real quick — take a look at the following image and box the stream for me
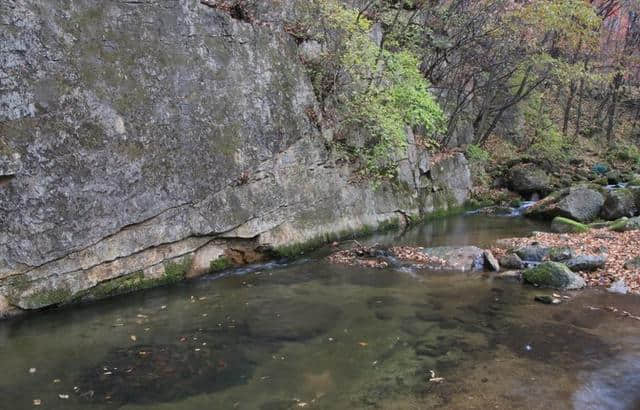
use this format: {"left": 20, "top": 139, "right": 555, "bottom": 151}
{"left": 1, "top": 215, "right": 639, "bottom": 410}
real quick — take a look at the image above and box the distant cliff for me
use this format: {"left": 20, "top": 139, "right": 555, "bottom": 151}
{"left": 0, "top": 0, "right": 471, "bottom": 317}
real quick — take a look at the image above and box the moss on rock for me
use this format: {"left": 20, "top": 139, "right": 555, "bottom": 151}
{"left": 551, "top": 217, "right": 590, "bottom": 234}
{"left": 21, "top": 288, "right": 74, "bottom": 309}
{"left": 523, "top": 261, "right": 586, "bottom": 290}
{"left": 79, "top": 257, "right": 192, "bottom": 302}
{"left": 209, "top": 256, "right": 233, "bottom": 272}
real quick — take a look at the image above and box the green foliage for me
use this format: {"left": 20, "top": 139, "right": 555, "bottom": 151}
{"left": 466, "top": 144, "right": 490, "bottom": 163}
{"left": 306, "top": 0, "right": 443, "bottom": 178}
{"left": 523, "top": 91, "right": 571, "bottom": 163}
{"left": 608, "top": 144, "right": 640, "bottom": 165}
{"left": 209, "top": 256, "right": 232, "bottom": 272}
{"left": 513, "top": 0, "right": 600, "bottom": 50}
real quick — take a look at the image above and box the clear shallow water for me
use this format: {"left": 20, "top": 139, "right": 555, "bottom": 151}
{"left": 1, "top": 215, "right": 639, "bottom": 410}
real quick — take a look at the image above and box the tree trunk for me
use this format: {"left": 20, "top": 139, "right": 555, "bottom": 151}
{"left": 563, "top": 81, "right": 577, "bottom": 135}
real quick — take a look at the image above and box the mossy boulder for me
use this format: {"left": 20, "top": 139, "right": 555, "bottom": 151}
{"left": 610, "top": 216, "right": 640, "bottom": 232}
{"left": 601, "top": 189, "right": 637, "bottom": 220}
{"left": 551, "top": 217, "right": 590, "bottom": 234}
{"left": 523, "top": 261, "right": 586, "bottom": 290}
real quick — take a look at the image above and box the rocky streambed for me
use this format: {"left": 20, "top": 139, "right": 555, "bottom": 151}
{"left": 0, "top": 213, "right": 639, "bottom": 410}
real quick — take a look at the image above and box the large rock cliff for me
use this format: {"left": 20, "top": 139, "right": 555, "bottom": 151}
{"left": 0, "top": 0, "right": 471, "bottom": 316}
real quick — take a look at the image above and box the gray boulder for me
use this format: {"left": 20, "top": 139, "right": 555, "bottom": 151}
{"left": 509, "top": 163, "right": 551, "bottom": 196}
{"left": 565, "top": 255, "right": 606, "bottom": 272}
{"left": 516, "top": 245, "right": 550, "bottom": 262}
{"left": 623, "top": 257, "right": 640, "bottom": 270}
{"left": 601, "top": 189, "right": 636, "bottom": 220}
{"left": 499, "top": 253, "right": 524, "bottom": 269}
{"left": 525, "top": 187, "right": 604, "bottom": 222}
{"left": 483, "top": 250, "right": 500, "bottom": 272}
{"left": 523, "top": 261, "right": 586, "bottom": 290}
{"left": 548, "top": 247, "right": 575, "bottom": 262}
{"left": 555, "top": 188, "right": 605, "bottom": 222}
{"left": 607, "top": 280, "right": 629, "bottom": 295}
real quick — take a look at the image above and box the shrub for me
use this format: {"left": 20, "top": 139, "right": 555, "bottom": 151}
{"left": 304, "top": 0, "right": 444, "bottom": 179}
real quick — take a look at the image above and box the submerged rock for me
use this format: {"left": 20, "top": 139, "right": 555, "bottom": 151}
{"left": 247, "top": 300, "right": 341, "bottom": 342}
{"left": 77, "top": 343, "right": 254, "bottom": 405}
{"left": 534, "top": 295, "right": 561, "bottom": 305}
{"left": 493, "top": 270, "right": 522, "bottom": 281}
{"left": 523, "top": 261, "right": 586, "bottom": 290}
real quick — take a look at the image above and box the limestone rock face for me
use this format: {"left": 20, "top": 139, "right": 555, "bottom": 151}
{"left": 0, "top": 1, "right": 471, "bottom": 314}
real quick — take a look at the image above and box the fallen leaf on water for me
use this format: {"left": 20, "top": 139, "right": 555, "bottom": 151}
{"left": 358, "top": 342, "right": 368, "bottom": 347}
